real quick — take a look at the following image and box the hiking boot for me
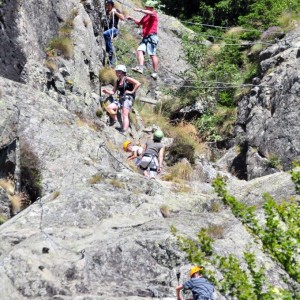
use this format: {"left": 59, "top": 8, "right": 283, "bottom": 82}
{"left": 131, "top": 66, "right": 143, "bottom": 74}
{"left": 151, "top": 72, "right": 158, "bottom": 80}
{"left": 109, "top": 120, "right": 117, "bottom": 127}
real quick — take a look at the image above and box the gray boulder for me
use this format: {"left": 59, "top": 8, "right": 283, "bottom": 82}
{"left": 236, "top": 27, "right": 300, "bottom": 179}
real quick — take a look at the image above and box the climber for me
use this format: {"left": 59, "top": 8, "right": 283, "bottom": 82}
{"left": 127, "top": 0, "right": 159, "bottom": 80}
{"left": 102, "top": 0, "right": 125, "bottom": 66}
{"left": 123, "top": 140, "right": 144, "bottom": 165}
{"left": 138, "top": 129, "right": 164, "bottom": 178}
{"left": 176, "top": 266, "right": 214, "bottom": 300}
{"left": 101, "top": 64, "right": 141, "bottom": 134}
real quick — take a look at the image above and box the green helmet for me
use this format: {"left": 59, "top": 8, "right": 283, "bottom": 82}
{"left": 153, "top": 129, "right": 164, "bottom": 141}
{"left": 144, "top": 0, "right": 157, "bottom": 8}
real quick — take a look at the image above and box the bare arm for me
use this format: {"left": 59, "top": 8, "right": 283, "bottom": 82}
{"left": 176, "top": 284, "right": 184, "bottom": 300}
{"left": 112, "top": 8, "right": 125, "bottom": 20}
{"left": 127, "top": 151, "right": 138, "bottom": 160}
{"left": 102, "top": 82, "right": 117, "bottom": 96}
{"left": 134, "top": 7, "right": 155, "bottom": 15}
{"left": 125, "top": 76, "right": 141, "bottom": 95}
{"left": 157, "top": 147, "right": 164, "bottom": 173}
{"left": 126, "top": 15, "right": 141, "bottom": 25}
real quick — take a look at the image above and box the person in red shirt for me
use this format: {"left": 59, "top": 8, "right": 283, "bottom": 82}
{"left": 127, "top": 1, "right": 159, "bottom": 80}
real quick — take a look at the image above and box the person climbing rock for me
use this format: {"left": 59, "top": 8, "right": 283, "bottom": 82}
{"left": 101, "top": 64, "right": 141, "bottom": 134}
{"left": 102, "top": 0, "right": 124, "bottom": 67}
{"left": 176, "top": 266, "right": 214, "bottom": 300}
{"left": 138, "top": 129, "right": 164, "bottom": 178}
{"left": 127, "top": 0, "right": 159, "bottom": 80}
{"left": 123, "top": 140, "right": 144, "bottom": 165}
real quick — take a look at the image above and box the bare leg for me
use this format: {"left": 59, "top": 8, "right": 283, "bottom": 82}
{"left": 122, "top": 107, "right": 130, "bottom": 131}
{"left": 107, "top": 103, "right": 118, "bottom": 121}
{"left": 150, "top": 55, "right": 158, "bottom": 72}
{"left": 137, "top": 50, "right": 144, "bottom": 66}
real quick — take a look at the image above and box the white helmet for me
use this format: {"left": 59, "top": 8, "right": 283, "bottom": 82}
{"left": 115, "top": 65, "right": 126, "bottom": 73}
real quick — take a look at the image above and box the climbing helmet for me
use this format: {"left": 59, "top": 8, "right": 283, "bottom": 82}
{"left": 189, "top": 266, "right": 204, "bottom": 278}
{"left": 105, "top": 0, "right": 114, "bottom": 5}
{"left": 144, "top": 0, "right": 157, "bottom": 7}
{"left": 153, "top": 129, "right": 164, "bottom": 141}
{"left": 123, "top": 140, "right": 131, "bottom": 151}
{"left": 115, "top": 64, "right": 127, "bottom": 73}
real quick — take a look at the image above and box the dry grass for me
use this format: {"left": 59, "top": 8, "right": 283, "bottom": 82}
{"left": 165, "top": 160, "right": 193, "bottom": 182}
{"left": 207, "top": 224, "right": 225, "bottom": 239}
{"left": 160, "top": 205, "right": 170, "bottom": 218}
{"left": 250, "top": 43, "right": 264, "bottom": 56}
{"left": 9, "top": 194, "right": 24, "bottom": 215}
{"left": 109, "top": 179, "right": 125, "bottom": 189}
{"left": 48, "top": 37, "right": 73, "bottom": 59}
{"left": 225, "top": 26, "right": 244, "bottom": 36}
{"left": 44, "top": 58, "right": 57, "bottom": 72}
{"left": 89, "top": 174, "right": 104, "bottom": 184}
{"left": 52, "top": 191, "right": 60, "bottom": 200}
{"left": 99, "top": 67, "right": 117, "bottom": 85}
{"left": 75, "top": 115, "right": 100, "bottom": 131}
{"left": 210, "top": 201, "right": 222, "bottom": 213}
{"left": 0, "top": 178, "right": 15, "bottom": 195}
{"left": 278, "top": 12, "right": 300, "bottom": 31}
{"left": 171, "top": 183, "right": 192, "bottom": 193}
{"left": 106, "top": 140, "right": 118, "bottom": 151}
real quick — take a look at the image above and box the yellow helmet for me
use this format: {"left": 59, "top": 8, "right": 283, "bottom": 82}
{"left": 123, "top": 141, "right": 131, "bottom": 151}
{"left": 189, "top": 266, "right": 204, "bottom": 277}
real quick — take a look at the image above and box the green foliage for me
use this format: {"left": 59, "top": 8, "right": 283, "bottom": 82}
{"left": 174, "top": 226, "right": 295, "bottom": 299}
{"left": 114, "top": 27, "right": 139, "bottom": 68}
{"left": 96, "top": 109, "right": 104, "bottom": 118}
{"left": 167, "top": 136, "right": 195, "bottom": 164}
{"left": 267, "top": 154, "right": 282, "bottom": 170}
{"left": 262, "top": 193, "right": 300, "bottom": 282}
{"left": 239, "top": 0, "right": 300, "bottom": 30}
{"left": 290, "top": 165, "right": 300, "bottom": 194}
{"left": 213, "top": 175, "right": 300, "bottom": 285}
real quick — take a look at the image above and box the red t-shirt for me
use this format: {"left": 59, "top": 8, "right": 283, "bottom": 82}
{"left": 138, "top": 11, "right": 158, "bottom": 37}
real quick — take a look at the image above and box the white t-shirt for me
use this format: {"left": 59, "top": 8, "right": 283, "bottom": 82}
{"left": 132, "top": 145, "right": 143, "bottom": 156}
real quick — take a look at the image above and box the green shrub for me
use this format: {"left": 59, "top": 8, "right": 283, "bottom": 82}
{"left": 20, "top": 141, "right": 42, "bottom": 202}
{"left": 168, "top": 136, "right": 195, "bottom": 164}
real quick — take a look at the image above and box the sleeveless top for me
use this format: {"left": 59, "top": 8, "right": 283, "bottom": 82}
{"left": 117, "top": 77, "right": 135, "bottom": 99}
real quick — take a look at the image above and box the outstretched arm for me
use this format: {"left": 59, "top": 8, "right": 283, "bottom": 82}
{"left": 134, "top": 7, "right": 155, "bottom": 15}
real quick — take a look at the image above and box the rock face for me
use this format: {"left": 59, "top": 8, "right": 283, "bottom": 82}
{"left": 1, "top": 0, "right": 300, "bottom": 299}
{"left": 236, "top": 27, "right": 300, "bottom": 179}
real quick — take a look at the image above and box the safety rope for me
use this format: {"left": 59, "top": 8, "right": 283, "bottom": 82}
{"left": 97, "top": 141, "right": 133, "bottom": 172}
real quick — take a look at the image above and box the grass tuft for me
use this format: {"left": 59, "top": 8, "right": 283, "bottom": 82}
{"left": 109, "top": 179, "right": 125, "bottom": 189}
{"left": 0, "top": 177, "right": 15, "bottom": 195}
{"left": 52, "top": 191, "right": 60, "bottom": 200}
{"left": 48, "top": 37, "right": 73, "bottom": 59}
{"left": 99, "top": 67, "right": 117, "bottom": 85}
{"left": 89, "top": 174, "right": 104, "bottom": 184}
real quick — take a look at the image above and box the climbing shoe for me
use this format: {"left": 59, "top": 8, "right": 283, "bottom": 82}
{"left": 151, "top": 72, "right": 158, "bottom": 80}
{"left": 131, "top": 66, "right": 143, "bottom": 74}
